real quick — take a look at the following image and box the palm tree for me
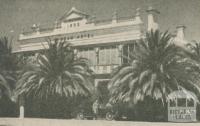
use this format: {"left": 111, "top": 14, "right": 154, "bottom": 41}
{"left": 0, "top": 36, "right": 18, "bottom": 117}
{"left": 16, "top": 40, "right": 94, "bottom": 99}
{"left": 0, "top": 71, "right": 12, "bottom": 99}
{"left": 0, "top": 37, "right": 16, "bottom": 99}
{"left": 184, "top": 40, "right": 200, "bottom": 73}
{"left": 187, "top": 40, "right": 200, "bottom": 61}
{"left": 108, "top": 30, "right": 200, "bottom": 107}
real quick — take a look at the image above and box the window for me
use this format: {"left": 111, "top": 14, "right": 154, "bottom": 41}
{"left": 99, "top": 46, "right": 119, "bottom": 65}
{"left": 78, "top": 47, "right": 119, "bottom": 66}
{"left": 70, "top": 24, "right": 72, "bottom": 27}
{"left": 105, "top": 47, "right": 110, "bottom": 65}
{"left": 74, "top": 23, "right": 76, "bottom": 27}
{"left": 122, "top": 43, "right": 135, "bottom": 64}
{"left": 110, "top": 46, "right": 118, "bottom": 64}
{"left": 77, "top": 48, "right": 96, "bottom": 66}
{"left": 187, "top": 99, "right": 194, "bottom": 107}
{"left": 177, "top": 98, "right": 186, "bottom": 107}
{"left": 60, "top": 38, "right": 64, "bottom": 42}
{"left": 88, "top": 48, "right": 96, "bottom": 65}
{"left": 122, "top": 45, "right": 128, "bottom": 64}
{"left": 54, "top": 38, "right": 58, "bottom": 42}
{"left": 77, "top": 23, "right": 80, "bottom": 26}
{"left": 77, "top": 49, "right": 82, "bottom": 58}
{"left": 170, "top": 100, "right": 176, "bottom": 107}
{"left": 64, "top": 37, "right": 66, "bottom": 41}
{"left": 99, "top": 47, "right": 106, "bottom": 65}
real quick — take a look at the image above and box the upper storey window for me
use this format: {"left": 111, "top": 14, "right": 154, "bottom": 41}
{"left": 58, "top": 33, "right": 94, "bottom": 41}
{"left": 67, "top": 22, "right": 81, "bottom": 28}
{"left": 99, "top": 46, "right": 119, "bottom": 65}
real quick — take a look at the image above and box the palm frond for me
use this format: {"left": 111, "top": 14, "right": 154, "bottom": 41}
{"left": 16, "top": 39, "right": 94, "bottom": 99}
{"left": 108, "top": 30, "right": 200, "bottom": 106}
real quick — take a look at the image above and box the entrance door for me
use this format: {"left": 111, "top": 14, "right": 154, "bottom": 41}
{"left": 96, "top": 80, "right": 109, "bottom": 106}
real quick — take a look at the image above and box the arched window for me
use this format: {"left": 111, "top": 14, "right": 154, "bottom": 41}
{"left": 177, "top": 98, "right": 186, "bottom": 107}
{"left": 169, "top": 100, "right": 176, "bottom": 107}
{"left": 187, "top": 99, "right": 194, "bottom": 107}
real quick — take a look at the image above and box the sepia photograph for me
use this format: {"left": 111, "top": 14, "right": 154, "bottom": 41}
{"left": 0, "top": 0, "right": 200, "bottom": 125}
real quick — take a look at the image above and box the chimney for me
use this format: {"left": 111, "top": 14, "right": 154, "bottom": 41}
{"left": 112, "top": 10, "right": 117, "bottom": 23}
{"left": 31, "top": 24, "right": 40, "bottom": 33}
{"left": 91, "top": 14, "right": 96, "bottom": 23}
{"left": 54, "top": 20, "right": 59, "bottom": 29}
{"left": 176, "top": 25, "right": 186, "bottom": 40}
{"left": 146, "top": 6, "right": 160, "bottom": 31}
{"left": 135, "top": 8, "right": 142, "bottom": 23}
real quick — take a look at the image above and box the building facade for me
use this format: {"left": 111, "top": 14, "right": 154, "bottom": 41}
{"left": 16, "top": 7, "right": 187, "bottom": 102}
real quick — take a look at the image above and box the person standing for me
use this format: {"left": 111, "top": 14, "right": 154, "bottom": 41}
{"left": 92, "top": 100, "right": 99, "bottom": 120}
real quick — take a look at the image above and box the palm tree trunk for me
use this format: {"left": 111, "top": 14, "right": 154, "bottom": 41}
{"left": 162, "top": 94, "right": 168, "bottom": 121}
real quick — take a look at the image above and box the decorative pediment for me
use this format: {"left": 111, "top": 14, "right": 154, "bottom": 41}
{"left": 60, "top": 7, "right": 89, "bottom": 22}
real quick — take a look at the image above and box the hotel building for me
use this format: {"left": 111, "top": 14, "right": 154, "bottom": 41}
{"left": 16, "top": 7, "right": 188, "bottom": 103}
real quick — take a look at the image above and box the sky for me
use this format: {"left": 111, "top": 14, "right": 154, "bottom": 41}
{"left": 0, "top": 0, "right": 200, "bottom": 50}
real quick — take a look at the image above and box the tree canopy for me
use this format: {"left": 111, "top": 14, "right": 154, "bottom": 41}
{"left": 16, "top": 40, "right": 94, "bottom": 99}
{"left": 108, "top": 30, "right": 200, "bottom": 106}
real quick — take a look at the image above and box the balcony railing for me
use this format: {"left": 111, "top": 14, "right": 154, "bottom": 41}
{"left": 90, "top": 64, "right": 118, "bottom": 74}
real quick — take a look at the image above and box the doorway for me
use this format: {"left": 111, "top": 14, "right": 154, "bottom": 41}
{"left": 96, "top": 80, "right": 110, "bottom": 106}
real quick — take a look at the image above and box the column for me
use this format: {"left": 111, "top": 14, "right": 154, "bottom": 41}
{"left": 94, "top": 47, "right": 99, "bottom": 73}
{"left": 95, "top": 47, "right": 99, "bottom": 65}
{"left": 74, "top": 49, "right": 78, "bottom": 60}
{"left": 94, "top": 79, "right": 99, "bottom": 88}
{"left": 94, "top": 79, "right": 101, "bottom": 102}
{"left": 118, "top": 45, "right": 123, "bottom": 65}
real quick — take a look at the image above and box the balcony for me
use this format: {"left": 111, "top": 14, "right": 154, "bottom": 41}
{"left": 90, "top": 64, "right": 118, "bottom": 74}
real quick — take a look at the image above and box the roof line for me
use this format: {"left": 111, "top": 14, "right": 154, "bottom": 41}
{"left": 59, "top": 7, "right": 89, "bottom": 21}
